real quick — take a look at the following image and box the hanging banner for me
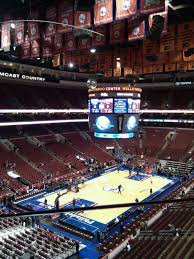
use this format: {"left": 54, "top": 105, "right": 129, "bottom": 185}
{"left": 54, "top": 33, "right": 63, "bottom": 53}
{"left": 165, "top": 63, "right": 176, "bottom": 72}
{"left": 21, "top": 35, "right": 30, "bottom": 59}
{"left": 176, "top": 21, "right": 194, "bottom": 51}
{"left": 92, "top": 26, "right": 106, "bottom": 47}
{"left": 160, "top": 25, "right": 175, "bottom": 52}
{"left": 15, "top": 21, "right": 24, "bottom": 46}
{"left": 116, "top": 0, "right": 137, "bottom": 20}
{"left": 152, "top": 64, "right": 163, "bottom": 73}
{"left": 74, "top": 11, "right": 91, "bottom": 28}
{"left": 1, "top": 22, "right": 10, "bottom": 50}
{"left": 58, "top": 2, "right": 73, "bottom": 33}
{"left": 53, "top": 54, "right": 61, "bottom": 67}
{"left": 31, "top": 40, "right": 40, "bottom": 58}
{"left": 124, "top": 67, "right": 133, "bottom": 76}
{"left": 94, "top": 0, "right": 113, "bottom": 26}
{"left": 45, "top": 6, "right": 57, "bottom": 36}
{"left": 43, "top": 34, "right": 53, "bottom": 47}
{"left": 28, "top": 21, "right": 39, "bottom": 41}
{"left": 176, "top": 62, "right": 188, "bottom": 71}
{"left": 110, "top": 21, "right": 125, "bottom": 44}
{"left": 140, "top": 0, "right": 165, "bottom": 14}
{"left": 78, "top": 38, "right": 92, "bottom": 50}
{"left": 64, "top": 32, "right": 76, "bottom": 52}
{"left": 128, "top": 20, "right": 145, "bottom": 41}
{"left": 42, "top": 47, "right": 53, "bottom": 58}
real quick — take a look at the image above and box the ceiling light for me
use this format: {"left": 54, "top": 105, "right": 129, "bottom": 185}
{"left": 90, "top": 48, "right": 96, "bottom": 54}
{"left": 37, "top": 57, "right": 40, "bottom": 60}
{"left": 10, "top": 23, "right": 15, "bottom": 29}
{"left": 116, "top": 57, "right": 120, "bottom": 61}
{"left": 68, "top": 63, "right": 74, "bottom": 68}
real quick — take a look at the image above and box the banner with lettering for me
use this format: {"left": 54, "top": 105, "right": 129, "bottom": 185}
{"left": 113, "top": 68, "right": 122, "bottom": 77}
{"left": 177, "top": 62, "right": 188, "bottom": 71}
{"left": 160, "top": 25, "right": 175, "bottom": 52}
{"left": 64, "top": 32, "right": 76, "bottom": 52}
{"left": 94, "top": 0, "right": 113, "bottom": 26}
{"left": 110, "top": 21, "right": 125, "bottom": 44}
{"left": 165, "top": 63, "right": 176, "bottom": 72}
{"left": 143, "top": 39, "right": 159, "bottom": 65}
{"left": 152, "top": 64, "right": 163, "bottom": 73}
{"left": 124, "top": 67, "right": 133, "bottom": 76}
{"left": 176, "top": 22, "right": 194, "bottom": 51}
{"left": 74, "top": 11, "right": 91, "bottom": 28}
{"left": 21, "top": 35, "right": 30, "bottom": 59}
{"left": 14, "top": 21, "right": 24, "bottom": 46}
{"left": 116, "top": 0, "right": 137, "bottom": 20}
{"left": 78, "top": 38, "right": 92, "bottom": 50}
{"left": 45, "top": 6, "right": 57, "bottom": 36}
{"left": 54, "top": 33, "right": 63, "bottom": 53}
{"left": 140, "top": 0, "right": 165, "bottom": 14}
{"left": 128, "top": 20, "right": 145, "bottom": 41}
{"left": 43, "top": 34, "right": 53, "bottom": 47}
{"left": 58, "top": 1, "right": 73, "bottom": 33}
{"left": 28, "top": 22, "right": 39, "bottom": 41}
{"left": 31, "top": 40, "right": 40, "bottom": 58}
{"left": 53, "top": 54, "right": 61, "bottom": 67}
{"left": 1, "top": 22, "right": 11, "bottom": 50}
{"left": 92, "top": 26, "right": 106, "bottom": 47}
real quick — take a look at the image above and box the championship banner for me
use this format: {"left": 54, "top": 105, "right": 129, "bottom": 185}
{"left": 110, "top": 21, "right": 125, "bottom": 44}
{"left": 140, "top": 0, "right": 165, "bottom": 14}
{"left": 176, "top": 62, "right": 188, "bottom": 71}
{"left": 15, "top": 21, "right": 24, "bottom": 46}
{"left": 21, "top": 35, "right": 30, "bottom": 59}
{"left": 54, "top": 33, "right": 63, "bottom": 53}
{"left": 128, "top": 20, "right": 145, "bottom": 41}
{"left": 160, "top": 25, "right": 175, "bottom": 52}
{"left": 53, "top": 54, "right": 61, "bottom": 67}
{"left": 78, "top": 38, "right": 92, "bottom": 50}
{"left": 124, "top": 67, "right": 133, "bottom": 76}
{"left": 92, "top": 26, "right": 106, "bottom": 47}
{"left": 31, "top": 40, "right": 40, "bottom": 58}
{"left": 58, "top": 2, "right": 73, "bottom": 33}
{"left": 113, "top": 68, "right": 122, "bottom": 77}
{"left": 42, "top": 47, "right": 53, "bottom": 58}
{"left": 28, "top": 21, "right": 39, "bottom": 41}
{"left": 176, "top": 22, "right": 194, "bottom": 51}
{"left": 165, "top": 63, "right": 176, "bottom": 72}
{"left": 1, "top": 22, "right": 10, "bottom": 50}
{"left": 104, "top": 69, "right": 113, "bottom": 77}
{"left": 143, "top": 39, "right": 159, "bottom": 65}
{"left": 116, "top": 0, "right": 137, "bottom": 20}
{"left": 152, "top": 64, "right": 163, "bottom": 73}
{"left": 94, "top": 0, "right": 113, "bottom": 26}
{"left": 42, "top": 34, "right": 53, "bottom": 47}
{"left": 45, "top": 6, "right": 57, "bottom": 36}
{"left": 64, "top": 32, "right": 76, "bottom": 52}
{"left": 74, "top": 11, "right": 91, "bottom": 28}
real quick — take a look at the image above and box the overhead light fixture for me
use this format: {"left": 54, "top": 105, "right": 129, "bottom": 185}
{"left": 116, "top": 57, "right": 120, "bottom": 61}
{"left": 37, "top": 57, "right": 40, "bottom": 60}
{"left": 10, "top": 23, "right": 15, "bottom": 29}
{"left": 90, "top": 48, "right": 96, "bottom": 54}
{"left": 68, "top": 62, "right": 74, "bottom": 68}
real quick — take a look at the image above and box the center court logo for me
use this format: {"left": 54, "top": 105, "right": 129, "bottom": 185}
{"left": 103, "top": 186, "right": 118, "bottom": 192}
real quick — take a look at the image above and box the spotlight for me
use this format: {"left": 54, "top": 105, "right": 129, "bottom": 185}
{"left": 37, "top": 57, "right": 40, "bottom": 60}
{"left": 10, "top": 23, "right": 15, "bottom": 29}
{"left": 90, "top": 48, "right": 96, "bottom": 54}
{"left": 68, "top": 63, "right": 74, "bottom": 68}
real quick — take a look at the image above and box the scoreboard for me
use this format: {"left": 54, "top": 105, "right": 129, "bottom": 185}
{"left": 88, "top": 86, "right": 142, "bottom": 138}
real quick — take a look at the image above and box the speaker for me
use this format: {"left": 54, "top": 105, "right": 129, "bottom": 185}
{"left": 74, "top": 0, "right": 95, "bottom": 11}
{"left": 149, "top": 15, "right": 164, "bottom": 40}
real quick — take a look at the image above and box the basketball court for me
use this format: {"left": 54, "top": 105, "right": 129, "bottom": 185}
{"left": 37, "top": 170, "right": 173, "bottom": 224}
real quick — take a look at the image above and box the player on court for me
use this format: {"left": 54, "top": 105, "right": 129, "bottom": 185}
{"left": 118, "top": 184, "right": 123, "bottom": 194}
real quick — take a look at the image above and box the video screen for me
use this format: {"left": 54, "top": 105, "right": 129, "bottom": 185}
{"left": 123, "top": 114, "right": 139, "bottom": 133}
{"left": 89, "top": 114, "right": 117, "bottom": 133}
{"left": 90, "top": 98, "right": 113, "bottom": 113}
{"left": 114, "top": 99, "right": 128, "bottom": 113}
{"left": 128, "top": 99, "right": 141, "bottom": 113}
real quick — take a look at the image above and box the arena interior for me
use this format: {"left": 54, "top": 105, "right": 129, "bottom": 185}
{"left": 0, "top": 0, "right": 194, "bottom": 259}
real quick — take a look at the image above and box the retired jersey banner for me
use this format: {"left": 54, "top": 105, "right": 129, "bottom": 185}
{"left": 94, "top": 0, "right": 113, "bottom": 26}
{"left": 21, "top": 35, "right": 30, "bottom": 59}
{"left": 64, "top": 32, "right": 76, "bottom": 52}
{"left": 1, "top": 22, "right": 11, "bottom": 50}
{"left": 78, "top": 38, "right": 92, "bottom": 50}
{"left": 140, "top": 0, "right": 165, "bottom": 14}
{"left": 176, "top": 21, "right": 194, "bottom": 51}
{"left": 128, "top": 20, "right": 145, "bottom": 41}
{"left": 42, "top": 47, "right": 53, "bottom": 58}
{"left": 45, "top": 6, "right": 57, "bottom": 36}
{"left": 92, "top": 26, "right": 106, "bottom": 47}
{"left": 15, "top": 21, "right": 24, "bottom": 46}
{"left": 177, "top": 62, "right": 188, "bottom": 71}
{"left": 160, "top": 25, "right": 175, "bottom": 52}
{"left": 74, "top": 11, "right": 91, "bottom": 28}
{"left": 124, "top": 67, "right": 132, "bottom": 76}
{"left": 116, "top": 0, "right": 137, "bottom": 20}
{"left": 110, "top": 21, "right": 125, "bottom": 44}
{"left": 58, "top": 2, "right": 73, "bottom": 33}
{"left": 54, "top": 33, "right": 63, "bottom": 53}
{"left": 31, "top": 40, "right": 40, "bottom": 58}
